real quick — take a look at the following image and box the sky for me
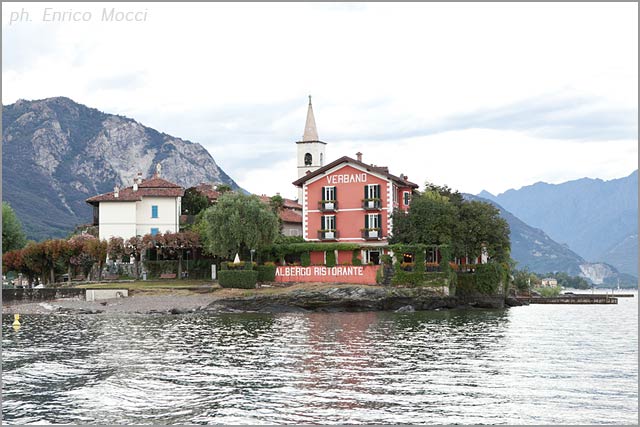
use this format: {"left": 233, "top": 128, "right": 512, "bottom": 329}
{"left": 2, "top": 2, "right": 638, "bottom": 200}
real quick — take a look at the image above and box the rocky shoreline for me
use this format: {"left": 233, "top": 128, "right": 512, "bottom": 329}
{"left": 2, "top": 284, "right": 523, "bottom": 316}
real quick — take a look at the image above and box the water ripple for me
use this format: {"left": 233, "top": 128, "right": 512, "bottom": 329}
{"left": 3, "top": 295, "right": 638, "bottom": 424}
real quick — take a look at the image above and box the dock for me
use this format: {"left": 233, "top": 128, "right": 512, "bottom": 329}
{"left": 517, "top": 294, "right": 619, "bottom": 304}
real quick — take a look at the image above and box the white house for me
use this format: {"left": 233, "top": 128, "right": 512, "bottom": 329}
{"left": 86, "top": 171, "right": 184, "bottom": 241}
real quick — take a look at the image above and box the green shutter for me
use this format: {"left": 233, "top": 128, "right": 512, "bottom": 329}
{"left": 321, "top": 216, "right": 326, "bottom": 230}
{"left": 333, "top": 186, "right": 337, "bottom": 202}
{"left": 365, "top": 214, "right": 369, "bottom": 229}
{"left": 377, "top": 214, "right": 382, "bottom": 230}
{"left": 376, "top": 184, "right": 381, "bottom": 199}
{"left": 321, "top": 187, "right": 325, "bottom": 201}
{"left": 364, "top": 185, "right": 368, "bottom": 199}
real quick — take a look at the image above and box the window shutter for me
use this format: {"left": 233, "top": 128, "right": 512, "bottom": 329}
{"left": 321, "top": 187, "right": 325, "bottom": 201}
{"left": 333, "top": 186, "right": 337, "bottom": 202}
{"left": 321, "top": 216, "right": 326, "bottom": 230}
{"left": 377, "top": 214, "right": 382, "bottom": 230}
{"left": 365, "top": 214, "right": 369, "bottom": 229}
{"left": 364, "top": 185, "right": 368, "bottom": 199}
{"left": 376, "top": 184, "right": 381, "bottom": 199}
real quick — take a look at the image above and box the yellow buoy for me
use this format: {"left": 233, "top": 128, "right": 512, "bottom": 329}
{"left": 12, "top": 313, "right": 21, "bottom": 328}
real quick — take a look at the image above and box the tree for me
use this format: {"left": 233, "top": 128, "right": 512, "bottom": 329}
{"left": 22, "top": 242, "right": 47, "bottom": 285}
{"left": 161, "top": 231, "right": 200, "bottom": 278}
{"left": 85, "top": 239, "right": 108, "bottom": 281}
{"left": 182, "top": 187, "right": 210, "bottom": 216}
{"left": 455, "top": 201, "right": 510, "bottom": 263}
{"left": 201, "top": 192, "right": 279, "bottom": 258}
{"left": 2, "top": 202, "right": 26, "bottom": 253}
{"left": 107, "top": 237, "right": 125, "bottom": 262}
{"left": 269, "top": 195, "right": 285, "bottom": 233}
{"left": 216, "top": 184, "right": 232, "bottom": 194}
{"left": 125, "top": 236, "right": 145, "bottom": 278}
{"left": 390, "top": 189, "right": 458, "bottom": 246}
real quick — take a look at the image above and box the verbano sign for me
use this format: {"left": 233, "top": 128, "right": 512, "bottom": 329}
{"left": 326, "top": 173, "right": 368, "bottom": 184}
{"left": 275, "top": 265, "right": 379, "bottom": 285}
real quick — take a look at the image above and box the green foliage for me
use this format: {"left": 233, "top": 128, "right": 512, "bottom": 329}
{"left": 182, "top": 187, "right": 210, "bottom": 215}
{"left": 376, "top": 267, "right": 383, "bottom": 285}
{"left": 218, "top": 270, "right": 258, "bottom": 288}
{"left": 216, "top": 184, "right": 232, "bottom": 194}
{"left": 2, "top": 202, "right": 26, "bottom": 252}
{"left": 474, "top": 263, "right": 506, "bottom": 295}
{"left": 200, "top": 192, "right": 280, "bottom": 258}
{"left": 513, "top": 268, "right": 538, "bottom": 291}
{"left": 325, "top": 251, "right": 336, "bottom": 267}
{"left": 256, "top": 265, "right": 276, "bottom": 282}
{"left": 541, "top": 271, "right": 591, "bottom": 289}
{"left": 414, "top": 248, "right": 425, "bottom": 273}
{"left": 538, "top": 286, "right": 562, "bottom": 297}
{"left": 439, "top": 245, "right": 451, "bottom": 273}
{"left": 392, "top": 271, "right": 449, "bottom": 288}
{"left": 390, "top": 182, "right": 511, "bottom": 264}
{"left": 143, "top": 260, "right": 179, "bottom": 278}
{"left": 381, "top": 254, "right": 393, "bottom": 265}
{"left": 352, "top": 250, "right": 362, "bottom": 266}
{"left": 301, "top": 251, "right": 311, "bottom": 267}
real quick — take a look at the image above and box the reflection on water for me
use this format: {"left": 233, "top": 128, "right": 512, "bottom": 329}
{"left": 2, "top": 296, "right": 638, "bottom": 425}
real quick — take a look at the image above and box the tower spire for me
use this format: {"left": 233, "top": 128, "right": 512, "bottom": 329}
{"left": 302, "top": 95, "right": 319, "bottom": 142}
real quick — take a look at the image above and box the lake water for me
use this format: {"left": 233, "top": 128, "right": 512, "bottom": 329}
{"left": 2, "top": 292, "right": 638, "bottom": 425}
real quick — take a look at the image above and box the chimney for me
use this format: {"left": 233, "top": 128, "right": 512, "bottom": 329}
{"left": 356, "top": 152, "right": 362, "bottom": 162}
{"left": 114, "top": 185, "right": 120, "bottom": 198}
{"left": 136, "top": 172, "right": 143, "bottom": 184}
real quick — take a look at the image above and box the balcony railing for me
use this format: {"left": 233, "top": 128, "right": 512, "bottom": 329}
{"left": 362, "top": 228, "right": 382, "bottom": 240}
{"left": 318, "top": 230, "right": 339, "bottom": 240}
{"left": 318, "top": 200, "right": 338, "bottom": 212}
{"left": 362, "top": 199, "right": 382, "bottom": 210}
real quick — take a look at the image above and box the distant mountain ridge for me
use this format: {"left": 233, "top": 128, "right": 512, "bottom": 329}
{"left": 465, "top": 194, "right": 637, "bottom": 287}
{"left": 480, "top": 171, "right": 638, "bottom": 277}
{"left": 2, "top": 97, "right": 241, "bottom": 240}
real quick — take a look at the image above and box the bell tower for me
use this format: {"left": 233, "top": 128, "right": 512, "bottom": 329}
{"left": 296, "top": 95, "right": 326, "bottom": 201}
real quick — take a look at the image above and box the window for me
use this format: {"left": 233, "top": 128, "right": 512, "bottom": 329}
{"left": 320, "top": 153, "right": 323, "bottom": 166}
{"left": 150, "top": 228, "right": 159, "bottom": 236}
{"left": 365, "top": 184, "right": 381, "bottom": 200}
{"left": 403, "top": 191, "right": 411, "bottom": 206}
{"left": 151, "top": 205, "right": 158, "bottom": 218}
{"left": 365, "top": 250, "right": 381, "bottom": 265}
{"left": 367, "top": 213, "right": 380, "bottom": 229}
{"left": 304, "top": 153, "right": 312, "bottom": 166}
{"left": 393, "top": 185, "right": 398, "bottom": 204}
{"left": 322, "top": 186, "right": 336, "bottom": 201}
{"left": 322, "top": 215, "right": 335, "bottom": 230}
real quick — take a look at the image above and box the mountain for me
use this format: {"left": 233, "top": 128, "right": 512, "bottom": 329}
{"left": 465, "top": 194, "right": 637, "bottom": 287}
{"left": 483, "top": 171, "right": 638, "bottom": 276}
{"left": 2, "top": 97, "right": 241, "bottom": 241}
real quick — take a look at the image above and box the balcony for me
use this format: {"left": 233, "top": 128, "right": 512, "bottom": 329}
{"left": 362, "top": 199, "right": 382, "bottom": 210}
{"left": 318, "top": 200, "right": 338, "bottom": 212}
{"left": 318, "top": 230, "right": 339, "bottom": 241}
{"left": 362, "top": 228, "right": 382, "bottom": 240}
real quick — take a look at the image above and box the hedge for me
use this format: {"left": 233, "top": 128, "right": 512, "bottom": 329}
{"left": 143, "top": 260, "right": 178, "bottom": 279}
{"left": 218, "top": 270, "right": 258, "bottom": 288}
{"left": 352, "top": 250, "right": 362, "bottom": 266}
{"left": 392, "top": 271, "right": 448, "bottom": 288}
{"left": 325, "top": 250, "right": 336, "bottom": 267}
{"left": 301, "top": 251, "right": 311, "bottom": 267}
{"left": 256, "top": 265, "right": 276, "bottom": 282}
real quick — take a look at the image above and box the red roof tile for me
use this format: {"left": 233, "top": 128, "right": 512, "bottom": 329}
{"left": 280, "top": 209, "right": 302, "bottom": 223}
{"left": 86, "top": 177, "right": 184, "bottom": 205}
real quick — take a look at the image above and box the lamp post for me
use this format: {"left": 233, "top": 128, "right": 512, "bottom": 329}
{"left": 250, "top": 249, "right": 256, "bottom": 264}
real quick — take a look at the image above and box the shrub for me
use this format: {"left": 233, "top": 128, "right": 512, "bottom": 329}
{"left": 243, "top": 261, "right": 255, "bottom": 270}
{"left": 301, "top": 251, "right": 311, "bottom": 267}
{"left": 392, "top": 271, "right": 448, "bottom": 288}
{"left": 376, "top": 267, "right": 383, "bottom": 285}
{"left": 439, "top": 245, "right": 451, "bottom": 273}
{"left": 143, "top": 260, "right": 178, "bottom": 279}
{"left": 218, "top": 270, "right": 258, "bottom": 288}
{"left": 352, "top": 250, "right": 362, "bottom": 266}
{"left": 256, "top": 264, "right": 276, "bottom": 282}
{"left": 475, "top": 263, "right": 504, "bottom": 294}
{"left": 414, "top": 249, "right": 426, "bottom": 273}
{"left": 381, "top": 254, "right": 393, "bottom": 266}
{"left": 325, "top": 251, "right": 336, "bottom": 267}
